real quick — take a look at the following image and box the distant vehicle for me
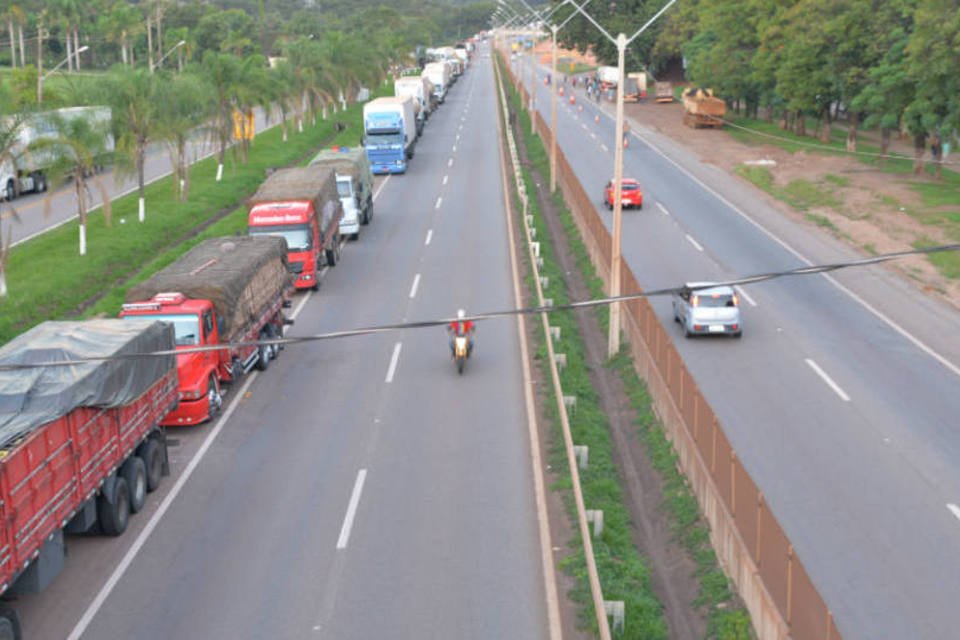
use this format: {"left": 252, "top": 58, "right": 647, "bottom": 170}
{"left": 422, "top": 62, "right": 450, "bottom": 104}
{"left": 310, "top": 147, "right": 375, "bottom": 240}
{"left": 672, "top": 283, "right": 742, "bottom": 338}
{"left": 363, "top": 96, "right": 417, "bottom": 174}
{"left": 603, "top": 178, "right": 643, "bottom": 210}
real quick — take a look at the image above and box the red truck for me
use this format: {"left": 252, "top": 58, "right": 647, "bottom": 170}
{"left": 120, "top": 236, "right": 293, "bottom": 426}
{"left": 0, "top": 319, "right": 177, "bottom": 635}
{"left": 247, "top": 165, "right": 343, "bottom": 291}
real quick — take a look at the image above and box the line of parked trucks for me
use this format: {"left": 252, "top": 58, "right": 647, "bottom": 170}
{"left": 0, "top": 143, "right": 377, "bottom": 636}
{"left": 363, "top": 44, "right": 471, "bottom": 174}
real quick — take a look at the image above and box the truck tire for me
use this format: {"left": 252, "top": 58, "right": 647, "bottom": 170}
{"left": 255, "top": 331, "right": 272, "bottom": 371}
{"left": 34, "top": 172, "right": 47, "bottom": 193}
{"left": 0, "top": 611, "right": 21, "bottom": 640}
{"left": 207, "top": 374, "right": 223, "bottom": 417}
{"left": 120, "top": 456, "right": 147, "bottom": 514}
{"left": 265, "top": 325, "right": 281, "bottom": 360}
{"left": 325, "top": 237, "right": 339, "bottom": 267}
{"left": 4, "top": 180, "right": 15, "bottom": 202}
{"left": 139, "top": 439, "right": 164, "bottom": 493}
{"left": 97, "top": 476, "right": 130, "bottom": 536}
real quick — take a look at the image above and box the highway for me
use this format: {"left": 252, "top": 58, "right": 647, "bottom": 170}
{"left": 13, "top": 50, "right": 553, "bottom": 639}
{"left": 6, "top": 108, "right": 272, "bottom": 247}
{"left": 510, "top": 54, "right": 960, "bottom": 639}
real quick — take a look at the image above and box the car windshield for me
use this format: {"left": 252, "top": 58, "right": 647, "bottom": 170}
{"left": 336, "top": 178, "right": 353, "bottom": 198}
{"left": 124, "top": 313, "right": 200, "bottom": 346}
{"left": 695, "top": 293, "right": 736, "bottom": 308}
{"left": 249, "top": 226, "right": 310, "bottom": 252}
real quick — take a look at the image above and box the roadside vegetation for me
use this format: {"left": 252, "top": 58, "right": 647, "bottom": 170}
{"left": 499, "top": 57, "right": 751, "bottom": 639}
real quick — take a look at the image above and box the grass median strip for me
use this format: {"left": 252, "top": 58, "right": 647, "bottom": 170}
{"left": 1, "top": 88, "right": 382, "bottom": 344}
{"left": 500, "top": 58, "right": 751, "bottom": 639}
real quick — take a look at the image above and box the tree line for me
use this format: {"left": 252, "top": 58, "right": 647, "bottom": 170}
{"left": 554, "top": 0, "right": 958, "bottom": 175}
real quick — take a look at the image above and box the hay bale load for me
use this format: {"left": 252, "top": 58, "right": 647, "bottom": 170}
{"left": 682, "top": 87, "right": 726, "bottom": 129}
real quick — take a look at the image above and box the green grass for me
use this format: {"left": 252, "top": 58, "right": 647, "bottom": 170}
{"left": 499, "top": 54, "right": 750, "bottom": 639}
{"left": 804, "top": 213, "right": 838, "bottom": 231}
{"left": 735, "top": 166, "right": 839, "bottom": 212}
{"left": 824, "top": 173, "right": 850, "bottom": 187}
{"left": 915, "top": 238, "right": 960, "bottom": 279}
{"left": 0, "top": 87, "right": 384, "bottom": 345}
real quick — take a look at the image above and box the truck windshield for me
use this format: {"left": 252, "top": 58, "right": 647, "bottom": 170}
{"left": 123, "top": 313, "right": 200, "bottom": 346}
{"left": 249, "top": 225, "right": 311, "bottom": 252}
{"left": 366, "top": 132, "right": 403, "bottom": 146}
{"left": 336, "top": 178, "right": 353, "bottom": 198}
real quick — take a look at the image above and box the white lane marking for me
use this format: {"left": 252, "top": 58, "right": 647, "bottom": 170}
{"left": 385, "top": 342, "right": 402, "bottom": 383}
{"left": 634, "top": 125, "right": 960, "bottom": 381}
{"left": 425, "top": 229, "right": 433, "bottom": 245}
{"left": 409, "top": 273, "right": 421, "bottom": 298}
{"left": 590, "top": 132, "right": 597, "bottom": 141}
{"left": 948, "top": 503, "right": 960, "bottom": 522}
{"left": 336, "top": 469, "right": 368, "bottom": 550}
{"left": 581, "top": 123, "right": 588, "bottom": 131}
{"left": 600, "top": 143, "right": 608, "bottom": 152}
{"left": 685, "top": 234, "right": 704, "bottom": 252}
{"left": 435, "top": 196, "right": 443, "bottom": 210}
{"left": 372, "top": 175, "right": 391, "bottom": 201}
{"left": 456, "top": 134, "right": 461, "bottom": 141}
{"left": 452, "top": 145, "right": 457, "bottom": 153}
{"left": 292, "top": 289, "right": 314, "bottom": 317}
{"left": 67, "top": 370, "right": 261, "bottom": 640}
{"left": 656, "top": 202, "right": 669, "bottom": 216}
{"left": 734, "top": 285, "right": 758, "bottom": 307}
{"left": 442, "top": 175, "right": 448, "bottom": 186}
{"left": 805, "top": 359, "right": 851, "bottom": 402}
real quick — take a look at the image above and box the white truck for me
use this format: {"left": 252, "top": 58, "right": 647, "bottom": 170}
{"left": 363, "top": 96, "right": 417, "bottom": 174}
{"left": 423, "top": 62, "right": 451, "bottom": 104}
{"left": 394, "top": 76, "right": 430, "bottom": 134}
{"left": 309, "top": 146, "right": 375, "bottom": 239}
{"left": 0, "top": 106, "right": 113, "bottom": 201}
{"left": 598, "top": 66, "right": 620, "bottom": 90}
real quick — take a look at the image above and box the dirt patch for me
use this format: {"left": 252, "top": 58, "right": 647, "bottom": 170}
{"left": 512, "top": 116, "right": 706, "bottom": 639}
{"left": 626, "top": 98, "right": 960, "bottom": 307}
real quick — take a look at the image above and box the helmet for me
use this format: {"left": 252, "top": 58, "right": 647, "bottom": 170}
{"left": 457, "top": 309, "right": 465, "bottom": 319}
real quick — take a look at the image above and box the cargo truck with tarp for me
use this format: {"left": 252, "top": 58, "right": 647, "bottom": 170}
{"left": 121, "top": 236, "right": 293, "bottom": 425}
{"left": 309, "top": 147, "right": 374, "bottom": 240}
{"left": 247, "top": 165, "right": 343, "bottom": 289}
{"left": 0, "top": 319, "right": 178, "bottom": 635}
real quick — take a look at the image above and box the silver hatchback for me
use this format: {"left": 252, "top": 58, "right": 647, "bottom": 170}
{"left": 672, "top": 283, "right": 742, "bottom": 338}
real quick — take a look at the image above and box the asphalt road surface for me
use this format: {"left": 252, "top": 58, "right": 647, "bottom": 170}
{"left": 7, "top": 108, "right": 272, "bottom": 248}
{"left": 510, "top": 53, "right": 960, "bottom": 640}
{"left": 14, "top": 52, "right": 551, "bottom": 640}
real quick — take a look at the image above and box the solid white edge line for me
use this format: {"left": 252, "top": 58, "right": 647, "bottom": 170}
{"left": 292, "top": 289, "right": 313, "bottom": 318}
{"left": 425, "top": 229, "right": 433, "bottom": 245}
{"left": 385, "top": 342, "right": 402, "bottom": 383}
{"left": 335, "top": 469, "right": 368, "bottom": 550}
{"left": 734, "top": 285, "right": 758, "bottom": 307}
{"left": 372, "top": 175, "right": 391, "bottom": 202}
{"left": 655, "top": 202, "right": 669, "bottom": 216}
{"left": 409, "top": 273, "right": 420, "bottom": 299}
{"left": 948, "top": 503, "right": 960, "bottom": 522}
{"left": 435, "top": 196, "right": 442, "bottom": 210}
{"left": 452, "top": 145, "right": 457, "bottom": 153}
{"left": 67, "top": 370, "right": 261, "bottom": 640}
{"left": 685, "top": 234, "right": 704, "bottom": 252}
{"left": 600, "top": 143, "right": 608, "bottom": 152}
{"left": 805, "top": 358, "right": 851, "bottom": 402}
{"left": 448, "top": 157, "right": 454, "bottom": 167}
{"left": 442, "top": 175, "right": 448, "bottom": 185}
{"left": 632, "top": 118, "right": 960, "bottom": 381}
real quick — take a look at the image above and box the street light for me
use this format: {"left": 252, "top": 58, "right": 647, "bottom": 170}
{"left": 561, "top": 0, "right": 678, "bottom": 357}
{"left": 38, "top": 45, "right": 89, "bottom": 103}
{"left": 153, "top": 40, "right": 186, "bottom": 73}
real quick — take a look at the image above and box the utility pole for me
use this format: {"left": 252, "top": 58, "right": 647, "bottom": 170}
{"left": 608, "top": 32, "right": 626, "bottom": 357}
{"left": 550, "top": 24, "right": 558, "bottom": 192}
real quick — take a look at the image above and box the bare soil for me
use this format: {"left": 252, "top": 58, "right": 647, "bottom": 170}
{"left": 625, "top": 98, "right": 960, "bottom": 308}
{"left": 511, "top": 114, "right": 706, "bottom": 639}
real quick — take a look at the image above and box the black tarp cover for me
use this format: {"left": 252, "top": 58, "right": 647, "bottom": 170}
{"left": 0, "top": 319, "right": 175, "bottom": 448}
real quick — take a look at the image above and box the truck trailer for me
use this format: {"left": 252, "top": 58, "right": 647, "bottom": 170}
{"left": 422, "top": 62, "right": 451, "bottom": 105}
{"left": 363, "top": 96, "right": 417, "bottom": 175}
{"left": 121, "top": 236, "right": 293, "bottom": 425}
{"left": 248, "top": 165, "right": 344, "bottom": 288}
{"left": 0, "top": 319, "right": 178, "bottom": 634}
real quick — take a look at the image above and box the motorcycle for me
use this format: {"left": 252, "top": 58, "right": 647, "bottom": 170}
{"left": 452, "top": 333, "right": 470, "bottom": 374}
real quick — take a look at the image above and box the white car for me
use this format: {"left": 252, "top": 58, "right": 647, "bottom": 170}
{"left": 672, "top": 283, "right": 742, "bottom": 338}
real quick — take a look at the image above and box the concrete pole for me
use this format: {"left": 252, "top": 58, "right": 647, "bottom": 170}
{"left": 528, "top": 38, "right": 536, "bottom": 135}
{"left": 608, "top": 33, "right": 626, "bottom": 358}
{"left": 36, "top": 23, "right": 43, "bottom": 104}
{"left": 550, "top": 25, "right": 558, "bottom": 192}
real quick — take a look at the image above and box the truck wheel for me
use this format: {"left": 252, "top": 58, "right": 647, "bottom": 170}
{"left": 139, "top": 439, "right": 164, "bottom": 493}
{"left": 325, "top": 242, "right": 337, "bottom": 268}
{"left": 0, "top": 611, "right": 21, "bottom": 640}
{"left": 255, "top": 332, "right": 272, "bottom": 371}
{"left": 265, "top": 325, "right": 281, "bottom": 360}
{"left": 35, "top": 173, "right": 46, "bottom": 193}
{"left": 97, "top": 476, "right": 130, "bottom": 536}
{"left": 120, "top": 456, "right": 147, "bottom": 514}
{"left": 207, "top": 375, "right": 223, "bottom": 416}
{"left": 4, "top": 181, "right": 14, "bottom": 202}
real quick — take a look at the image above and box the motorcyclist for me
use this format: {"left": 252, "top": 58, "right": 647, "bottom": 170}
{"left": 448, "top": 309, "right": 475, "bottom": 357}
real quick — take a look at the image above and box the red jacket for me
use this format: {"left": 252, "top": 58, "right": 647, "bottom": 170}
{"left": 449, "top": 320, "right": 474, "bottom": 334}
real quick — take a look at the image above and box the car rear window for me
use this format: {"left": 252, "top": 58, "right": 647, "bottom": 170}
{"left": 621, "top": 183, "right": 639, "bottom": 191}
{"left": 695, "top": 293, "right": 735, "bottom": 307}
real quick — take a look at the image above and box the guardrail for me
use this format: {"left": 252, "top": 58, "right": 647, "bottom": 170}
{"left": 499, "top": 48, "right": 841, "bottom": 640}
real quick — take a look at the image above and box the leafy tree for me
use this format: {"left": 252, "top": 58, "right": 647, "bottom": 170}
{"left": 201, "top": 50, "right": 243, "bottom": 181}
{"left": 155, "top": 71, "right": 212, "bottom": 200}
{"left": 105, "top": 67, "right": 160, "bottom": 221}
{"left": 195, "top": 8, "right": 257, "bottom": 57}
{"left": 98, "top": 1, "right": 144, "bottom": 67}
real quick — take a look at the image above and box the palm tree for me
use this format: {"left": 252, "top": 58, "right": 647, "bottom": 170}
{"left": 100, "top": 1, "right": 142, "bottom": 67}
{"left": 267, "top": 60, "right": 297, "bottom": 142}
{"left": 155, "top": 71, "right": 211, "bottom": 201}
{"left": 105, "top": 67, "right": 159, "bottom": 222}
{"left": 0, "top": 104, "right": 26, "bottom": 297}
{"left": 29, "top": 111, "right": 112, "bottom": 256}
{"left": 201, "top": 51, "right": 241, "bottom": 182}
{"left": 232, "top": 55, "right": 269, "bottom": 164}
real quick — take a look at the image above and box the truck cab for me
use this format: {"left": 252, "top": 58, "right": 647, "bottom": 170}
{"left": 120, "top": 293, "right": 232, "bottom": 425}
{"left": 248, "top": 202, "right": 321, "bottom": 290}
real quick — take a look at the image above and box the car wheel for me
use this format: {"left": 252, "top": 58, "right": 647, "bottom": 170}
{"left": 733, "top": 331, "right": 742, "bottom": 339}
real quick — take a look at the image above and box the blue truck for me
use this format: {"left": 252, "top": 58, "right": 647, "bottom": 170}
{"left": 362, "top": 96, "right": 417, "bottom": 174}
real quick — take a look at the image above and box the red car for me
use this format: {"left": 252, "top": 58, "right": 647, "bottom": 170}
{"left": 603, "top": 178, "right": 643, "bottom": 210}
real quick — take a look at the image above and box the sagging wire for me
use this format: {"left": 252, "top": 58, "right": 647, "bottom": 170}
{"left": 1, "top": 242, "right": 957, "bottom": 372}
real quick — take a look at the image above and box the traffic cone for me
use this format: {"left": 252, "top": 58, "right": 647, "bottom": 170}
{"left": 559, "top": 86, "right": 565, "bottom": 97}
{"left": 594, "top": 115, "right": 600, "bottom": 124}
{"left": 569, "top": 94, "right": 575, "bottom": 105}
{"left": 623, "top": 136, "right": 629, "bottom": 148}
